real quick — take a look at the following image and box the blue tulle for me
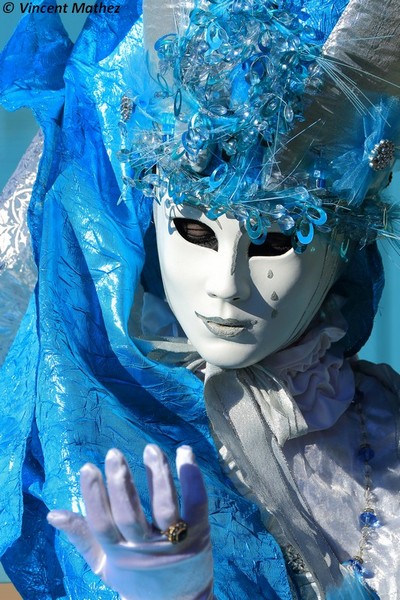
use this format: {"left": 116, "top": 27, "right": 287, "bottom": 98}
{"left": 0, "top": 2, "right": 292, "bottom": 598}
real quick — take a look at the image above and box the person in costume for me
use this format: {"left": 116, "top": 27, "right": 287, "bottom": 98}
{"left": 0, "top": 0, "right": 399, "bottom": 598}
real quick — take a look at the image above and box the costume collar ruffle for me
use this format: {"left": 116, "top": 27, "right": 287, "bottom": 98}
{"left": 262, "top": 295, "right": 355, "bottom": 437}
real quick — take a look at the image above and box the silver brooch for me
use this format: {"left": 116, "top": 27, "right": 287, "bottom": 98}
{"left": 368, "top": 139, "right": 395, "bottom": 171}
{"left": 284, "top": 544, "right": 306, "bottom": 574}
{"left": 120, "top": 95, "right": 134, "bottom": 123}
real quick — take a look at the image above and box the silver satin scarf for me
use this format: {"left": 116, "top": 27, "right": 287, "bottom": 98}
{"left": 204, "top": 362, "right": 344, "bottom": 597}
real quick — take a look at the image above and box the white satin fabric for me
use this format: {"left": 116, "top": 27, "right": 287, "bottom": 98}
{"left": 271, "top": 334, "right": 400, "bottom": 599}
{"left": 283, "top": 361, "right": 400, "bottom": 599}
{"left": 0, "top": 133, "right": 40, "bottom": 364}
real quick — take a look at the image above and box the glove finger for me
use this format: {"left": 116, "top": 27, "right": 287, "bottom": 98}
{"left": 80, "top": 462, "right": 123, "bottom": 546}
{"left": 105, "top": 448, "right": 151, "bottom": 542}
{"left": 176, "top": 446, "right": 209, "bottom": 526}
{"left": 47, "top": 510, "right": 106, "bottom": 574}
{"left": 143, "top": 444, "right": 179, "bottom": 531}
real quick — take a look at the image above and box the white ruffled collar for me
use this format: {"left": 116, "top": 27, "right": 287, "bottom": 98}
{"left": 263, "top": 296, "right": 355, "bottom": 434}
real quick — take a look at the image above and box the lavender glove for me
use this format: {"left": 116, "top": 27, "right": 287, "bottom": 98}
{"left": 47, "top": 445, "right": 214, "bottom": 600}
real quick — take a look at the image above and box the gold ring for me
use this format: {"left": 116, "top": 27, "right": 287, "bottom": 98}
{"left": 161, "top": 520, "right": 188, "bottom": 544}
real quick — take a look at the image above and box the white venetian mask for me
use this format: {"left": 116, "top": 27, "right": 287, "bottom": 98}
{"left": 153, "top": 198, "right": 341, "bottom": 369}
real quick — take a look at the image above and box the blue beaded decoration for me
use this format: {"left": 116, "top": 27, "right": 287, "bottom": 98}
{"left": 343, "top": 389, "right": 380, "bottom": 582}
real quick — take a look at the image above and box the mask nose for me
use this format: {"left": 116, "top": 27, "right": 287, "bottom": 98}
{"left": 205, "top": 247, "right": 251, "bottom": 302}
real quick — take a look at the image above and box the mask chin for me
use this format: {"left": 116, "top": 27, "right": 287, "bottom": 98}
{"left": 153, "top": 197, "right": 345, "bottom": 368}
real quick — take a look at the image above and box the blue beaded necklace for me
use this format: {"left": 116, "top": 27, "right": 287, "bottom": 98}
{"left": 343, "top": 388, "right": 380, "bottom": 581}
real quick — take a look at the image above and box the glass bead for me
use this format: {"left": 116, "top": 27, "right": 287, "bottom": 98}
{"left": 208, "top": 103, "right": 228, "bottom": 115}
{"left": 364, "top": 464, "right": 373, "bottom": 477}
{"left": 317, "top": 224, "right": 332, "bottom": 234}
{"left": 234, "top": 207, "right": 249, "bottom": 220}
{"left": 278, "top": 215, "right": 295, "bottom": 232}
{"left": 364, "top": 527, "right": 379, "bottom": 540}
{"left": 122, "top": 175, "right": 136, "bottom": 188}
{"left": 248, "top": 182, "right": 260, "bottom": 196}
{"left": 117, "top": 148, "right": 130, "bottom": 163}
{"left": 222, "top": 139, "right": 237, "bottom": 156}
{"left": 206, "top": 24, "right": 223, "bottom": 50}
{"left": 171, "top": 145, "right": 185, "bottom": 161}
{"left": 365, "top": 490, "right": 378, "bottom": 504}
{"left": 232, "top": 0, "right": 244, "bottom": 14}
{"left": 284, "top": 104, "right": 294, "bottom": 122}
{"left": 258, "top": 31, "right": 271, "bottom": 52}
{"left": 270, "top": 204, "right": 287, "bottom": 219}
{"left": 260, "top": 96, "right": 280, "bottom": 118}
{"left": 190, "top": 9, "right": 211, "bottom": 26}
{"left": 300, "top": 25, "right": 322, "bottom": 43}
{"left": 358, "top": 444, "right": 373, "bottom": 463}
{"left": 293, "top": 239, "right": 307, "bottom": 255}
{"left": 291, "top": 186, "right": 309, "bottom": 202}
{"left": 246, "top": 69, "right": 261, "bottom": 86}
{"left": 315, "top": 176, "right": 326, "bottom": 190}
{"left": 364, "top": 474, "right": 373, "bottom": 488}
{"left": 359, "top": 511, "right": 380, "bottom": 528}
{"left": 343, "top": 558, "right": 365, "bottom": 578}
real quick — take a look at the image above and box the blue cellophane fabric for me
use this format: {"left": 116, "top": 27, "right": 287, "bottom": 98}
{"left": 0, "top": 2, "right": 293, "bottom": 598}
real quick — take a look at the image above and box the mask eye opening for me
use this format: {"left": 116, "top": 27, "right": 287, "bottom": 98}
{"left": 248, "top": 233, "right": 293, "bottom": 257}
{"left": 173, "top": 218, "right": 219, "bottom": 251}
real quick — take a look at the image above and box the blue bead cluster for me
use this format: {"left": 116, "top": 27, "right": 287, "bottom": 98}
{"left": 121, "top": 0, "right": 334, "bottom": 252}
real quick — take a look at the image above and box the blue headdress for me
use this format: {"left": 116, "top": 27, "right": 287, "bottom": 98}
{"left": 120, "top": 0, "right": 400, "bottom": 255}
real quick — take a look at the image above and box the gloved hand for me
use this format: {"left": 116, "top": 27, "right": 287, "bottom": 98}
{"left": 47, "top": 445, "right": 214, "bottom": 600}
